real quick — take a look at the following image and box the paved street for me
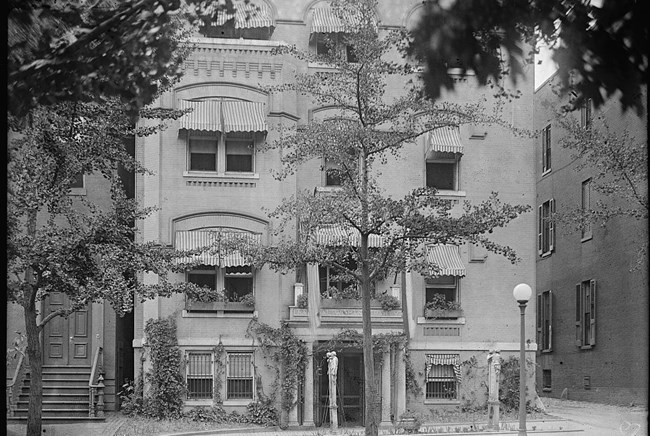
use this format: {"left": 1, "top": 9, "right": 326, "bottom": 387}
{"left": 6, "top": 398, "right": 647, "bottom": 436}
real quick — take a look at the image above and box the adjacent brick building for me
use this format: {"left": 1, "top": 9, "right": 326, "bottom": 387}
{"left": 534, "top": 74, "right": 648, "bottom": 405}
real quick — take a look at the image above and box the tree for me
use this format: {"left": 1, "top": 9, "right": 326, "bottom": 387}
{"left": 407, "top": 0, "right": 648, "bottom": 115}
{"left": 245, "top": 1, "right": 531, "bottom": 434}
{"left": 6, "top": 99, "right": 222, "bottom": 436}
{"left": 7, "top": 0, "right": 246, "bottom": 120}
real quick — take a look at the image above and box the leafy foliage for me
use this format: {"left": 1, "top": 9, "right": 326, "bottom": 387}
{"left": 498, "top": 356, "right": 536, "bottom": 412}
{"left": 6, "top": 0, "right": 246, "bottom": 119}
{"left": 375, "top": 292, "right": 401, "bottom": 311}
{"left": 142, "top": 317, "right": 186, "bottom": 419}
{"left": 425, "top": 293, "right": 462, "bottom": 314}
{"left": 408, "top": 0, "right": 648, "bottom": 115}
{"left": 296, "top": 293, "right": 309, "bottom": 308}
{"left": 246, "top": 319, "right": 308, "bottom": 423}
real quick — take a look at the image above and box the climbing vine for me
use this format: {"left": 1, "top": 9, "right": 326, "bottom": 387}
{"left": 142, "top": 316, "right": 186, "bottom": 419}
{"left": 246, "top": 319, "right": 308, "bottom": 422}
{"left": 213, "top": 340, "right": 226, "bottom": 405}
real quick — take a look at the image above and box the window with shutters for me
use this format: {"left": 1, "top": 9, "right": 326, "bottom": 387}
{"left": 581, "top": 179, "right": 592, "bottom": 241}
{"left": 538, "top": 199, "right": 555, "bottom": 256}
{"left": 575, "top": 280, "right": 596, "bottom": 349}
{"left": 537, "top": 290, "right": 552, "bottom": 352}
{"left": 186, "top": 352, "right": 214, "bottom": 400}
{"left": 227, "top": 352, "right": 254, "bottom": 399}
{"left": 541, "top": 124, "right": 551, "bottom": 174}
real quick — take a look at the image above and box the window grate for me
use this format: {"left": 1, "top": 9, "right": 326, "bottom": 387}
{"left": 227, "top": 353, "right": 253, "bottom": 399}
{"left": 187, "top": 352, "right": 213, "bottom": 399}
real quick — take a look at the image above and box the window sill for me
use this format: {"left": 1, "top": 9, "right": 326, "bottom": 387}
{"left": 68, "top": 188, "right": 87, "bottom": 196}
{"left": 434, "top": 190, "right": 466, "bottom": 198}
{"left": 417, "top": 317, "right": 466, "bottom": 325}
{"left": 183, "top": 171, "right": 260, "bottom": 180}
{"left": 541, "top": 169, "right": 552, "bottom": 177}
{"left": 182, "top": 310, "right": 258, "bottom": 318}
{"left": 315, "top": 186, "right": 343, "bottom": 193}
{"left": 542, "top": 388, "right": 552, "bottom": 393}
{"left": 540, "top": 251, "right": 553, "bottom": 258}
{"left": 308, "top": 62, "right": 339, "bottom": 70}
{"left": 424, "top": 399, "right": 460, "bottom": 405}
{"left": 224, "top": 399, "right": 254, "bottom": 406}
{"left": 540, "top": 349, "right": 552, "bottom": 354}
{"left": 580, "top": 345, "right": 594, "bottom": 350}
{"left": 581, "top": 235, "right": 593, "bottom": 243}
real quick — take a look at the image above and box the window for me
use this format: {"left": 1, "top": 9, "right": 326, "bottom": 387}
{"left": 576, "top": 280, "right": 596, "bottom": 348}
{"left": 425, "top": 276, "right": 460, "bottom": 318}
{"left": 319, "top": 258, "right": 358, "bottom": 298}
{"left": 425, "top": 354, "right": 460, "bottom": 400}
{"left": 541, "top": 124, "right": 551, "bottom": 173}
{"left": 324, "top": 158, "right": 342, "bottom": 186}
{"left": 580, "top": 98, "right": 593, "bottom": 129}
{"left": 312, "top": 34, "right": 357, "bottom": 63}
{"left": 581, "top": 179, "right": 592, "bottom": 240}
{"left": 227, "top": 352, "right": 254, "bottom": 399}
{"left": 189, "top": 137, "right": 218, "bottom": 171}
{"left": 537, "top": 290, "right": 552, "bottom": 352}
{"left": 538, "top": 199, "right": 555, "bottom": 256}
{"left": 426, "top": 152, "right": 459, "bottom": 191}
{"left": 542, "top": 369, "right": 552, "bottom": 392}
{"left": 225, "top": 133, "right": 254, "bottom": 172}
{"left": 345, "top": 44, "right": 358, "bottom": 63}
{"left": 70, "top": 173, "right": 84, "bottom": 189}
{"left": 187, "top": 132, "right": 256, "bottom": 174}
{"left": 186, "top": 352, "right": 214, "bottom": 400}
{"left": 187, "top": 265, "right": 254, "bottom": 305}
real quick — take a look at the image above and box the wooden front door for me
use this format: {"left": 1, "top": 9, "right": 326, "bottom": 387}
{"left": 43, "top": 292, "right": 92, "bottom": 365}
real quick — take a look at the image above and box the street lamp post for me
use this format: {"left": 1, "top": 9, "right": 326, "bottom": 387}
{"left": 513, "top": 283, "right": 532, "bottom": 436}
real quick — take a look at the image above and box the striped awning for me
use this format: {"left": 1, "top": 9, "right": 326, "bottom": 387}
{"left": 310, "top": 7, "right": 364, "bottom": 33}
{"left": 213, "top": 3, "right": 274, "bottom": 28}
{"left": 315, "top": 225, "right": 384, "bottom": 248}
{"left": 179, "top": 100, "right": 222, "bottom": 132}
{"left": 426, "top": 126, "right": 464, "bottom": 154}
{"left": 222, "top": 101, "right": 267, "bottom": 133}
{"left": 175, "top": 230, "right": 261, "bottom": 267}
{"left": 426, "top": 244, "right": 466, "bottom": 276}
{"left": 425, "top": 354, "right": 462, "bottom": 382}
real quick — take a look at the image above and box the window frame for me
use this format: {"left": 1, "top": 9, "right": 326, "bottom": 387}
{"left": 537, "top": 290, "right": 552, "bottom": 352}
{"left": 186, "top": 351, "right": 214, "bottom": 400}
{"left": 426, "top": 152, "right": 461, "bottom": 192}
{"left": 425, "top": 354, "right": 460, "bottom": 402}
{"left": 581, "top": 178, "right": 593, "bottom": 241}
{"left": 186, "top": 130, "right": 258, "bottom": 176}
{"left": 541, "top": 124, "right": 551, "bottom": 174}
{"left": 575, "top": 279, "right": 596, "bottom": 349}
{"left": 542, "top": 369, "right": 552, "bottom": 392}
{"left": 186, "top": 265, "right": 255, "bottom": 305}
{"left": 226, "top": 351, "right": 255, "bottom": 401}
{"left": 538, "top": 199, "right": 555, "bottom": 256}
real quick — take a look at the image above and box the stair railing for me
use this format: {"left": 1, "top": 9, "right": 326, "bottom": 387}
{"left": 6, "top": 352, "right": 26, "bottom": 418}
{"left": 88, "top": 346, "right": 105, "bottom": 417}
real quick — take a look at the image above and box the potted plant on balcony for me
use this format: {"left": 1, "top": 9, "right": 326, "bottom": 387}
{"left": 296, "top": 293, "right": 308, "bottom": 308}
{"left": 424, "top": 293, "right": 463, "bottom": 319}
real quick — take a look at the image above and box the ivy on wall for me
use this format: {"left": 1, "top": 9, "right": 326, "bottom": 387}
{"left": 246, "top": 318, "right": 308, "bottom": 425}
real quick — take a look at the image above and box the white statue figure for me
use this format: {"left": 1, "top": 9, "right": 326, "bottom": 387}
{"left": 327, "top": 351, "right": 338, "bottom": 378}
{"left": 326, "top": 351, "right": 339, "bottom": 431}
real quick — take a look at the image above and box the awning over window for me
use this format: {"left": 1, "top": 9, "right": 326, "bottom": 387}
{"left": 425, "top": 354, "right": 462, "bottom": 381}
{"left": 310, "top": 6, "right": 365, "bottom": 33}
{"left": 426, "top": 126, "right": 464, "bottom": 154}
{"left": 315, "top": 225, "right": 384, "bottom": 248}
{"left": 222, "top": 101, "right": 268, "bottom": 132}
{"left": 426, "top": 244, "right": 466, "bottom": 276}
{"left": 179, "top": 100, "right": 267, "bottom": 133}
{"left": 175, "top": 230, "right": 261, "bottom": 267}
{"left": 214, "top": 3, "right": 274, "bottom": 28}
{"left": 179, "top": 100, "right": 222, "bottom": 132}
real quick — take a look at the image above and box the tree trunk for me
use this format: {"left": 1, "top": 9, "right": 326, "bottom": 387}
{"left": 359, "top": 148, "right": 379, "bottom": 436}
{"left": 25, "top": 301, "right": 43, "bottom": 436}
{"left": 24, "top": 209, "right": 43, "bottom": 436}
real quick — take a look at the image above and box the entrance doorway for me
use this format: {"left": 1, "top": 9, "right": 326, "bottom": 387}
{"left": 43, "top": 292, "right": 92, "bottom": 366}
{"left": 315, "top": 350, "right": 364, "bottom": 427}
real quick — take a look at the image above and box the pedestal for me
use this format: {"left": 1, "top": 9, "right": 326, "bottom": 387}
{"left": 487, "top": 400, "right": 500, "bottom": 430}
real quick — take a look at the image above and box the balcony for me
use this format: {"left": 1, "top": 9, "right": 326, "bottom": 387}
{"left": 288, "top": 296, "right": 403, "bottom": 328}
